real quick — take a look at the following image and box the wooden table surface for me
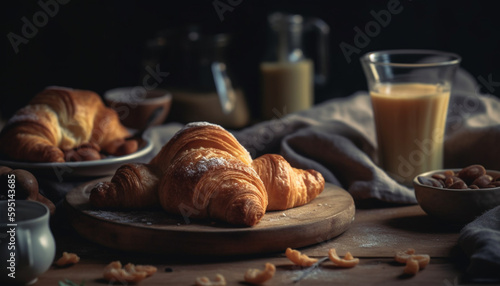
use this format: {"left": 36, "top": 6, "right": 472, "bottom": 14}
{"left": 36, "top": 205, "right": 470, "bottom": 285}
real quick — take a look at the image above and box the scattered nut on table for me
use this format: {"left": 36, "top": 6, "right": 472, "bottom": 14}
{"left": 195, "top": 273, "right": 226, "bottom": 286}
{"left": 395, "top": 248, "right": 430, "bottom": 275}
{"left": 403, "top": 257, "right": 420, "bottom": 275}
{"left": 328, "top": 248, "right": 359, "bottom": 268}
{"left": 55, "top": 252, "right": 80, "bottom": 267}
{"left": 285, "top": 248, "right": 318, "bottom": 267}
{"left": 244, "top": 263, "right": 276, "bottom": 284}
{"left": 394, "top": 248, "right": 416, "bottom": 264}
{"left": 103, "top": 261, "right": 157, "bottom": 283}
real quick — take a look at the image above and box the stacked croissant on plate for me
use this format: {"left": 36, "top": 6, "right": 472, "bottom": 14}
{"left": 90, "top": 122, "right": 325, "bottom": 226}
{"left": 0, "top": 87, "right": 137, "bottom": 163}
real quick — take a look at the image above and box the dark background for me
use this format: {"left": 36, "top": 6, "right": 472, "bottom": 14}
{"left": 2, "top": 0, "right": 500, "bottom": 121}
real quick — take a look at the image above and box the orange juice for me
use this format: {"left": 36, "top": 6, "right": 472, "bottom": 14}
{"left": 370, "top": 83, "right": 450, "bottom": 185}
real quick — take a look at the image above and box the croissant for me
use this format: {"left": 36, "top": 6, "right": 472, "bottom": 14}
{"left": 89, "top": 122, "right": 325, "bottom": 226}
{"left": 90, "top": 122, "right": 252, "bottom": 209}
{"left": 150, "top": 122, "right": 253, "bottom": 171}
{"left": 158, "top": 147, "right": 268, "bottom": 226}
{"left": 252, "top": 154, "right": 325, "bottom": 211}
{"left": 0, "top": 87, "right": 137, "bottom": 163}
{"left": 89, "top": 163, "right": 161, "bottom": 209}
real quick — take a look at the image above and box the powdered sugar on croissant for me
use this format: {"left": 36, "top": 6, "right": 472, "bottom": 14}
{"left": 150, "top": 122, "right": 252, "bottom": 171}
{"left": 159, "top": 147, "right": 267, "bottom": 226}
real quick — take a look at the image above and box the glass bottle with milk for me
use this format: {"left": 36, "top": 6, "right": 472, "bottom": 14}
{"left": 260, "top": 13, "right": 329, "bottom": 120}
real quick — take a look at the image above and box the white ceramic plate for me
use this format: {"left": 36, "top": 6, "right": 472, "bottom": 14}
{"left": 0, "top": 139, "right": 153, "bottom": 179}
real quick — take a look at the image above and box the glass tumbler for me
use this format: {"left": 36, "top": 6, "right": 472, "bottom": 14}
{"left": 361, "top": 50, "right": 461, "bottom": 186}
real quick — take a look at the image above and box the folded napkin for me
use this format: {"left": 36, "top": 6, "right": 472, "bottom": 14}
{"left": 458, "top": 205, "right": 500, "bottom": 282}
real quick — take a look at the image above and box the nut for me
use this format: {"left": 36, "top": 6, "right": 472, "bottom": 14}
{"left": 64, "top": 143, "right": 103, "bottom": 162}
{"left": 448, "top": 181, "right": 467, "bottom": 189}
{"left": 55, "top": 252, "right": 80, "bottom": 267}
{"left": 417, "top": 176, "right": 443, "bottom": 188}
{"left": 431, "top": 173, "right": 447, "bottom": 181}
{"left": 285, "top": 248, "right": 318, "bottom": 267}
{"left": 490, "top": 181, "right": 500, "bottom": 187}
{"left": 10, "top": 169, "right": 39, "bottom": 199}
{"left": 418, "top": 164, "right": 499, "bottom": 190}
{"left": 244, "top": 263, "right": 276, "bottom": 284}
{"left": 195, "top": 274, "right": 226, "bottom": 286}
{"left": 0, "top": 166, "right": 12, "bottom": 175}
{"left": 471, "top": 175, "right": 493, "bottom": 188}
{"left": 328, "top": 248, "right": 359, "bottom": 268}
{"left": 403, "top": 257, "right": 420, "bottom": 275}
{"left": 444, "top": 176, "right": 463, "bottom": 188}
{"left": 0, "top": 167, "right": 56, "bottom": 215}
{"left": 395, "top": 248, "right": 430, "bottom": 276}
{"left": 103, "top": 261, "right": 157, "bottom": 283}
{"left": 457, "top": 164, "right": 486, "bottom": 185}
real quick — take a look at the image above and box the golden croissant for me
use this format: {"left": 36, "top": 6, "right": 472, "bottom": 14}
{"left": 89, "top": 163, "right": 161, "bottom": 209}
{"left": 0, "top": 87, "right": 137, "bottom": 163}
{"left": 89, "top": 122, "right": 325, "bottom": 226}
{"left": 252, "top": 154, "right": 325, "bottom": 211}
{"left": 159, "top": 147, "right": 268, "bottom": 226}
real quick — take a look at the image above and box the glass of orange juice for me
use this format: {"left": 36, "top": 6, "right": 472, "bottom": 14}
{"left": 360, "top": 50, "right": 461, "bottom": 186}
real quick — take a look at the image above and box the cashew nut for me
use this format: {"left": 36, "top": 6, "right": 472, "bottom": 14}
{"left": 403, "top": 257, "right": 420, "bottom": 275}
{"left": 394, "top": 248, "right": 415, "bottom": 264}
{"left": 285, "top": 248, "right": 318, "bottom": 267}
{"left": 55, "top": 252, "right": 80, "bottom": 267}
{"left": 395, "top": 248, "right": 430, "bottom": 268}
{"left": 244, "top": 263, "right": 276, "bottom": 284}
{"left": 195, "top": 274, "right": 227, "bottom": 286}
{"left": 328, "top": 248, "right": 359, "bottom": 268}
{"left": 103, "top": 261, "right": 157, "bottom": 283}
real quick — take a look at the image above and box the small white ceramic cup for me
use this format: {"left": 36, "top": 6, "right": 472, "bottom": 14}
{"left": 0, "top": 200, "right": 56, "bottom": 285}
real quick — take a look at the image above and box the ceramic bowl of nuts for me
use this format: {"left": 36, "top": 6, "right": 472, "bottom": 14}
{"left": 413, "top": 164, "right": 500, "bottom": 224}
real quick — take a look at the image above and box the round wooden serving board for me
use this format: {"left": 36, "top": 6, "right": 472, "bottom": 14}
{"left": 64, "top": 177, "right": 355, "bottom": 256}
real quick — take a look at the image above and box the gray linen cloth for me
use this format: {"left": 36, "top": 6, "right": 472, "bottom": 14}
{"left": 458, "top": 205, "right": 500, "bottom": 282}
